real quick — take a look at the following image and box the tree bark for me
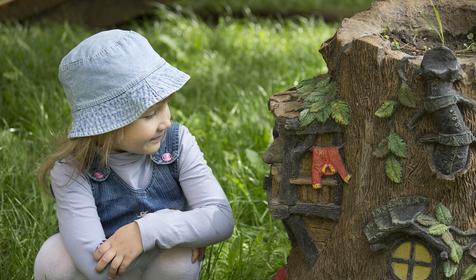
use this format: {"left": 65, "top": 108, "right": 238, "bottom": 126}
{"left": 266, "top": 0, "right": 476, "bottom": 279}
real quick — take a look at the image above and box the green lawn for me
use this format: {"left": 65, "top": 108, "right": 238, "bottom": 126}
{"left": 0, "top": 7, "right": 335, "bottom": 279}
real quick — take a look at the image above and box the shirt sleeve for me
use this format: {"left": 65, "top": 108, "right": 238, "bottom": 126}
{"left": 135, "top": 125, "right": 235, "bottom": 251}
{"left": 50, "top": 160, "right": 109, "bottom": 280}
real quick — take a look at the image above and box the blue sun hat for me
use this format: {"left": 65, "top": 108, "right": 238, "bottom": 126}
{"left": 59, "top": 29, "right": 190, "bottom": 138}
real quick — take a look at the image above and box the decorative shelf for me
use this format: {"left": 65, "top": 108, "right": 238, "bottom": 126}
{"left": 289, "top": 176, "right": 337, "bottom": 186}
{"left": 269, "top": 200, "right": 341, "bottom": 221}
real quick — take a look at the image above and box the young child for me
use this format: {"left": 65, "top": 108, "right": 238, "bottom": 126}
{"left": 34, "top": 29, "right": 234, "bottom": 280}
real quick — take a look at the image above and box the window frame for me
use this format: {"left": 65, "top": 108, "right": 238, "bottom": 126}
{"left": 387, "top": 237, "right": 436, "bottom": 280}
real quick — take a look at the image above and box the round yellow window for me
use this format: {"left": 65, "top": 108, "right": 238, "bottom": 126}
{"left": 391, "top": 240, "right": 433, "bottom": 280}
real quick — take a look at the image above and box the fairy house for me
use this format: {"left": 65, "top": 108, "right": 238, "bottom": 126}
{"left": 263, "top": 0, "right": 476, "bottom": 279}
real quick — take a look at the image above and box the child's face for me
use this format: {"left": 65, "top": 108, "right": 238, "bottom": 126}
{"left": 112, "top": 100, "right": 171, "bottom": 154}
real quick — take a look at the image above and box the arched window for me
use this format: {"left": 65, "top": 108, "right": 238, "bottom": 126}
{"left": 390, "top": 239, "right": 434, "bottom": 280}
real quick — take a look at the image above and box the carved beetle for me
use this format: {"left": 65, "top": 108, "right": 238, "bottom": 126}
{"left": 407, "top": 46, "right": 476, "bottom": 180}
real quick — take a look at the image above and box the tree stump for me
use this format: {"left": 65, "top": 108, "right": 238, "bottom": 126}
{"left": 264, "top": 0, "right": 476, "bottom": 279}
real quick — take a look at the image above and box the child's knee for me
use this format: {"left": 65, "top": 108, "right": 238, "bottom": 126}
{"left": 34, "top": 233, "right": 85, "bottom": 280}
{"left": 143, "top": 247, "right": 200, "bottom": 280}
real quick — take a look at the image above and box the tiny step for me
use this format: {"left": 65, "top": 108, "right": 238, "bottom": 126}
{"left": 289, "top": 176, "right": 337, "bottom": 186}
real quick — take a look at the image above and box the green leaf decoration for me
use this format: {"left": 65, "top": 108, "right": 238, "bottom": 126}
{"left": 297, "top": 77, "right": 317, "bottom": 94}
{"left": 385, "top": 156, "right": 402, "bottom": 183}
{"left": 305, "top": 93, "right": 328, "bottom": 104}
{"left": 299, "top": 109, "right": 314, "bottom": 127}
{"left": 331, "top": 99, "right": 350, "bottom": 125}
{"left": 315, "top": 105, "right": 333, "bottom": 123}
{"left": 299, "top": 108, "right": 309, "bottom": 120}
{"left": 325, "top": 83, "right": 337, "bottom": 99}
{"left": 415, "top": 214, "right": 438, "bottom": 227}
{"left": 297, "top": 77, "right": 316, "bottom": 87}
{"left": 387, "top": 132, "right": 407, "bottom": 158}
{"left": 428, "top": 223, "right": 449, "bottom": 236}
{"left": 398, "top": 81, "right": 417, "bottom": 108}
{"left": 310, "top": 99, "right": 330, "bottom": 112}
{"left": 315, "top": 77, "right": 331, "bottom": 88}
{"left": 442, "top": 231, "right": 455, "bottom": 247}
{"left": 303, "top": 89, "right": 336, "bottom": 104}
{"left": 461, "top": 264, "right": 476, "bottom": 280}
{"left": 298, "top": 77, "right": 334, "bottom": 96}
{"left": 375, "top": 100, "right": 397, "bottom": 118}
{"left": 436, "top": 203, "right": 453, "bottom": 226}
{"left": 373, "top": 139, "right": 389, "bottom": 158}
{"left": 298, "top": 77, "right": 342, "bottom": 127}
{"left": 450, "top": 241, "right": 464, "bottom": 264}
{"left": 443, "top": 260, "right": 458, "bottom": 278}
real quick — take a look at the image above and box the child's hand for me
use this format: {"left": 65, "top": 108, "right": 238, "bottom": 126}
{"left": 93, "top": 222, "right": 143, "bottom": 279}
{"left": 191, "top": 247, "right": 206, "bottom": 263}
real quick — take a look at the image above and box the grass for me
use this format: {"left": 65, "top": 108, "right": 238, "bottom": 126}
{"left": 427, "top": 0, "right": 445, "bottom": 45}
{"left": 0, "top": 7, "right": 335, "bottom": 279}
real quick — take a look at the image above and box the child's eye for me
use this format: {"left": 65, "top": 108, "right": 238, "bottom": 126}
{"left": 143, "top": 111, "right": 156, "bottom": 119}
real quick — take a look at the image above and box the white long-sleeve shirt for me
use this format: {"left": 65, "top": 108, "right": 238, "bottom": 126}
{"left": 50, "top": 125, "right": 234, "bottom": 279}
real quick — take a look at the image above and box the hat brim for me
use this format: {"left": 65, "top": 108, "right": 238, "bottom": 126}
{"left": 68, "top": 62, "right": 190, "bottom": 138}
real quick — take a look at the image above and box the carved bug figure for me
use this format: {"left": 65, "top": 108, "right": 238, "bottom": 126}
{"left": 407, "top": 46, "right": 476, "bottom": 180}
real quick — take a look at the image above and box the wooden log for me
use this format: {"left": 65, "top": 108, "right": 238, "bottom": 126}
{"left": 0, "top": 0, "right": 65, "bottom": 19}
{"left": 0, "top": 0, "right": 170, "bottom": 27}
{"left": 289, "top": 203, "right": 341, "bottom": 221}
{"left": 283, "top": 215, "right": 320, "bottom": 267}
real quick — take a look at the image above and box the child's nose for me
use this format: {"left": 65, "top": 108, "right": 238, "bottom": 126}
{"left": 158, "top": 118, "right": 172, "bottom": 131}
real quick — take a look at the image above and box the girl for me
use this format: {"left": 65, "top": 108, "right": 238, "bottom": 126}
{"left": 34, "top": 29, "right": 234, "bottom": 280}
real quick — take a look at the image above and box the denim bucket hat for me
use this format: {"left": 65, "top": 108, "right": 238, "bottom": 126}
{"left": 59, "top": 29, "right": 190, "bottom": 138}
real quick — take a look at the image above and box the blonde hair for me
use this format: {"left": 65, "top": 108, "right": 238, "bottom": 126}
{"left": 38, "top": 96, "right": 173, "bottom": 192}
{"left": 37, "top": 128, "right": 124, "bottom": 192}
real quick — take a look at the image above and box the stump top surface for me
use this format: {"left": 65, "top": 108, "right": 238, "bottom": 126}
{"left": 324, "top": 0, "right": 476, "bottom": 62}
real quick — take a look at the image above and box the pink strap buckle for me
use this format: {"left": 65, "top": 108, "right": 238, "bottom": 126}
{"left": 93, "top": 171, "right": 105, "bottom": 179}
{"left": 161, "top": 152, "right": 172, "bottom": 162}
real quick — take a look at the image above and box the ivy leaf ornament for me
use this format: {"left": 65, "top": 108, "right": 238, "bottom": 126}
{"left": 461, "top": 264, "right": 476, "bottom": 280}
{"left": 375, "top": 100, "right": 398, "bottom": 118}
{"left": 435, "top": 203, "right": 453, "bottom": 226}
{"left": 398, "top": 81, "right": 417, "bottom": 108}
{"left": 428, "top": 224, "right": 449, "bottom": 236}
{"left": 443, "top": 260, "right": 458, "bottom": 278}
{"left": 385, "top": 156, "right": 402, "bottom": 183}
{"left": 450, "top": 241, "right": 463, "bottom": 264}
{"left": 441, "top": 231, "right": 454, "bottom": 247}
{"left": 387, "top": 132, "right": 407, "bottom": 158}
{"left": 415, "top": 214, "right": 438, "bottom": 227}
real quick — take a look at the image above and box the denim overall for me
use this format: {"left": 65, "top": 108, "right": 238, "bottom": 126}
{"left": 87, "top": 122, "right": 186, "bottom": 238}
